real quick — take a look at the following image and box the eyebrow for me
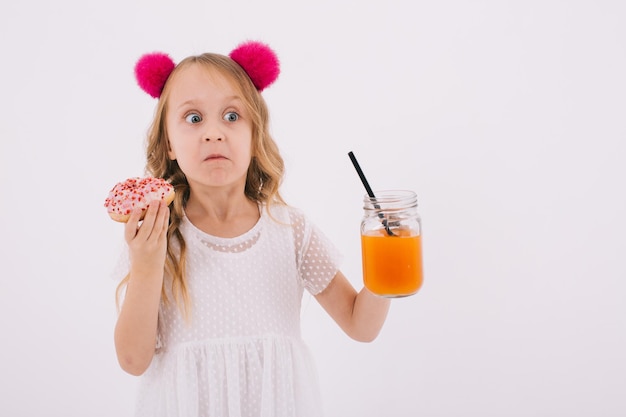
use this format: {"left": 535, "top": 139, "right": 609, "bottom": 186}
{"left": 175, "top": 95, "right": 243, "bottom": 110}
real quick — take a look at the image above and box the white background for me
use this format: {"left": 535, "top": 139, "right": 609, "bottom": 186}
{"left": 1, "top": 1, "right": 625, "bottom": 416}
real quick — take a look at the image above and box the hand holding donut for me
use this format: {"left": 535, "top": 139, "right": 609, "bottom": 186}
{"left": 104, "top": 177, "right": 174, "bottom": 274}
{"left": 125, "top": 199, "right": 170, "bottom": 273}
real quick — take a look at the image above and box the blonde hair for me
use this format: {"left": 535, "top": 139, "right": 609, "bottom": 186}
{"left": 117, "top": 53, "right": 286, "bottom": 317}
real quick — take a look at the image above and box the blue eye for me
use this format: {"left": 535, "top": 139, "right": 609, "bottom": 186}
{"left": 185, "top": 113, "right": 202, "bottom": 124}
{"left": 224, "top": 112, "right": 239, "bottom": 122}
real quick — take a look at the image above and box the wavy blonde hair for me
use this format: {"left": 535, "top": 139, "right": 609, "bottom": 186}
{"left": 117, "top": 53, "right": 286, "bottom": 317}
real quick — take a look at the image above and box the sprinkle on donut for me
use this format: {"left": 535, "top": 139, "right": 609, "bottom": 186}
{"left": 104, "top": 177, "right": 175, "bottom": 222}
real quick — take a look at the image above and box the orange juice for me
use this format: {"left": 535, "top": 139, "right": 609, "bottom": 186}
{"left": 361, "top": 228, "right": 423, "bottom": 297}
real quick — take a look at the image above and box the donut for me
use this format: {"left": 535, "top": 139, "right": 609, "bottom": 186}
{"left": 104, "top": 177, "right": 175, "bottom": 223}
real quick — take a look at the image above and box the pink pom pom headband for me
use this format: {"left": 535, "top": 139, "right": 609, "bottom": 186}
{"left": 134, "top": 40, "right": 280, "bottom": 98}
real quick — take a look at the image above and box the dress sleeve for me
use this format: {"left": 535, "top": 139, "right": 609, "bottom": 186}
{"left": 290, "top": 208, "right": 343, "bottom": 295}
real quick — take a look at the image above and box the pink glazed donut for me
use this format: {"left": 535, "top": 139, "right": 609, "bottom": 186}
{"left": 104, "top": 177, "right": 175, "bottom": 223}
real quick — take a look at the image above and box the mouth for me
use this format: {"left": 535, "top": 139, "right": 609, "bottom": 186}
{"left": 204, "top": 154, "right": 228, "bottom": 161}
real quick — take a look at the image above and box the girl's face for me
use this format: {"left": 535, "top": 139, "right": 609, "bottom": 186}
{"left": 165, "top": 64, "right": 253, "bottom": 192}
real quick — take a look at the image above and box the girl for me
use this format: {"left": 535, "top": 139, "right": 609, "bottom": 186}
{"left": 113, "top": 40, "right": 390, "bottom": 417}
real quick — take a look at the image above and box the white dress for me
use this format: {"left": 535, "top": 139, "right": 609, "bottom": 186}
{"left": 116, "top": 204, "right": 342, "bottom": 417}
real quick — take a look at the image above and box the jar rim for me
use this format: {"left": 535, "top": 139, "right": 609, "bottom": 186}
{"left": 363, "top": 189, "right": 416, "bottom": 201}
{"left": 362, "top": 189, "right": 418, "bottom": 210}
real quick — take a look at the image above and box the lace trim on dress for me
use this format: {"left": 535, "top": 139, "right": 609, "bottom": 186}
{"left": 198, "top": 232, "right": 261, "bottom": 253}
{"left": 182, "top": 207, "right": 264, "bottom": 254}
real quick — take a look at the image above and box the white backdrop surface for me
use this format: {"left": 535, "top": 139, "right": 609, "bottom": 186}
{"left": 1, "top": 1, "right": 624, "bottom": 416}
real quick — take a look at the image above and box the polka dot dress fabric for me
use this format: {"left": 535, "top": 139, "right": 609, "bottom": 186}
{"left": 117, "top": 204, "right": 342, "bottom": 417}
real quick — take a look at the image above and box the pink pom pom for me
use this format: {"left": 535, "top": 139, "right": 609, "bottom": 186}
{"left": 134, "top": 53, "right": 176, "bottom": 98}
{"left": 229, "top": 41, "right": 280, "bottom": 91}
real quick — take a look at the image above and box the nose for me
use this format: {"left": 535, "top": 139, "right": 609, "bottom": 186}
{"left": 204, "top": 134, "right": 223, "bottom": 142}
{"left": 203, "top": 124, "right": 224, "bottom": 142}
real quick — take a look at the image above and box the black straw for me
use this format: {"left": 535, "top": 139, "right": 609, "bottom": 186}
{"left": 348, "top": 152, "right": 376, "bottom": 199}
{"left": 348, "top": 151, "right": 395, "bottom": 236}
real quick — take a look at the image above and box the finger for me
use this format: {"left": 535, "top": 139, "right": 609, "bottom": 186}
{"left": 135, "top": 201, "right": 160, "bottom": 241}
{"left": 151, "top": 201, "right": 167, "bottom": 234}
{"left": 124, "top": 207, "right": 144, "bottom": 243}
{"left": 150, "top": 203, "right": 170, "bottom": 244}
{"left": 157, "top": 202, "right": 170, "bottom": 238}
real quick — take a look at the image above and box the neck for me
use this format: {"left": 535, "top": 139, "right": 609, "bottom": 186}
{"left": 185, "top": 187, "right": 260, "bottom": 237}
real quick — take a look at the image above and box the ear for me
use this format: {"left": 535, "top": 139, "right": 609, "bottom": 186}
{"left": 167, "top": 140, "right": 176, "bottom": 160}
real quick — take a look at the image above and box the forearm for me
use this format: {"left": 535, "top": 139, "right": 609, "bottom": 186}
{"left": 349, "top": 287, "right": 391, "bottom": 342}
{"left": 316, "top": 272, "right": 391, "bottom": 343}
{"left": 114, "top": 268, "right": 163, "bottom": 376}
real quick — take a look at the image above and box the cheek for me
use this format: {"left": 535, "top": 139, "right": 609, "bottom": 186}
{"left": 241, "top": 142, "right": 254, "bottom": 166}
{"left": 168, "top": 137, "right": 200, "bottom": 168}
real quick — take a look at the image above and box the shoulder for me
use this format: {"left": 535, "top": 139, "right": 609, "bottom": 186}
{"left": 264, "top": 202, "right": 307, "bottom": 225}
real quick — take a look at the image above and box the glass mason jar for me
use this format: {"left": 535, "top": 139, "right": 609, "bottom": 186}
{"left": 360, "top": 190, "right": 423, "bottom": 298}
